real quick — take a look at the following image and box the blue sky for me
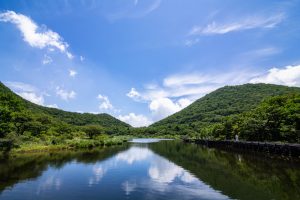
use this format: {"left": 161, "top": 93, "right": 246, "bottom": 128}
{"left": 1, "top": 0, "right": 300, "bottom": 127}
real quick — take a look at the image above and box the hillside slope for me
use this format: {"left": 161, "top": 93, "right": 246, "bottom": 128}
{"left": 0, "top": 82, "right": 130, "bottom": 130}
{"left": 150, "top": 84, "right": 300, "bottom": 137}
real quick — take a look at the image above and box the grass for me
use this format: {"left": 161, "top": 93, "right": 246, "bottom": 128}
{"left": 5, "top": 135, "right": 132, "bottom": 154}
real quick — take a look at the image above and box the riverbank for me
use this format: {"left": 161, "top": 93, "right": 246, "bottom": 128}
{"left": 0, "top": 136, "right": 131, "bottom": 154}
{"left": 183, "top": 139, "right": 300, "bottom": 158}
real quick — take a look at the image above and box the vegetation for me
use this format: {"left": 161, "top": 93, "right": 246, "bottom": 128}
{"left": 0, "top": 82, "right": 131, "bottom": 152}
{"left": 1, "top": 81, "right": 300, "bottom": 153}
{"left": 134, "top": 84, "right": 300, "bottom": 142}
{"left": 211, "top": 93, "right": 300, "bottom": 142}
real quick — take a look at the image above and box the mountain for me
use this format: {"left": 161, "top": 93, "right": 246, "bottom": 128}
{"left": 150, "top": 83, "right": 300, "bottom": 140}
{"left": 0, "top": 81, "right": 130, "bottom": 138}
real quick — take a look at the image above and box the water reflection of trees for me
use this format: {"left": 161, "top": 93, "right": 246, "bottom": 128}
{"left": 0, "top": 145, "right": 127, "bottom": 193}
{"left": 150, "top": 140, "right": 300, "bottom": 200}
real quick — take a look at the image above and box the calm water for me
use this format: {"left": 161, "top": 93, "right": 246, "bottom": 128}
{"left": 0, "top": 139, "right": 299, "bottom": 200}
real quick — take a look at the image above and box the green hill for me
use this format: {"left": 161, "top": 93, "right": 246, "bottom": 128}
{"left": 0, "top": 82, "right": 130, "bottom": 151}
{"left": 0, "top": 82, "right": 130, "bottom": 130}
{"left": 149, "top": 83, "right": 300, "bottom": 141}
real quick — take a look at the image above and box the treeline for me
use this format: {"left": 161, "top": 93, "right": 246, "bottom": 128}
{"left": 132, "top": 84, "right": 300, "bottom": 143}
{"left": 208, "top": 93, "right": 300, "bottom": 143}
{"left": 0, "top": 82, "right": 130, "bottom": 152}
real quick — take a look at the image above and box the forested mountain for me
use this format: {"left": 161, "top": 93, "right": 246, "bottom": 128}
{"left": 0, "top": 82, "right": 130, "bottom": 130}
{"left": 0, "top": 82, "right": 130, "bottom": 151}
{"left": 148, "top": 83, "right": 300, "bottom": 142}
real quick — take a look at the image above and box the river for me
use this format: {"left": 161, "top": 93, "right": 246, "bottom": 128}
{"left": 0, "top": 139, "right": 299, "bottom": 200}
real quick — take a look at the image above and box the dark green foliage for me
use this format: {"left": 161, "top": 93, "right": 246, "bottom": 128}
{"left": 227, "top": 93, "right": 300, "bottom": 142}
{"left": 148, "top": 83, "right": 300, "bottom": 142}
{"left": 0, "top": 82, "right": 130, "bottom": 151}
{"left": 83, "top": 125, "right": 105, "bottom": 139}
{"left": 152, "top": 84, "right": 300, "bottom": 128}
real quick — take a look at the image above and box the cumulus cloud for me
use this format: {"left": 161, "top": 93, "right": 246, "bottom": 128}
{"left": 5, "top": 81, "right": 57, "bottom": 107}
{"left": 69, "top": 69, "right": 77, "bottom": 77}
{"left": 149, "top": 98, "right": 192, "bottom": 120}
{"left": 190, "top": 13, "right": 285, "bottom": 35}
{"left": 97, "top": 94, "right": 114, "bottom": 110}
{"left": 250, "top": 65, "right": 300, "bottom": 86}
{"left": 0, "top": 10, "right": 73, "bottom": 58}
{"left": 56, "top": 87, "right": 76, "bottom": 101}
{"left": 5, "top": 81, "right": 45, "bottom": 105}
{"left": 126, "top": 88, "right": 142, "bottom": 101}
{"left": 19, "top": 92, "right": 44, "bottom": 105}
{"left": 118, "top": 113, "right": 153, "bottom": 127}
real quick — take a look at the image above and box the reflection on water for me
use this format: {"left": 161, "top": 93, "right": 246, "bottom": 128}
{"left": 0, "top": 139, "right": 299, "bottom": 200}
{"left": 129, "top": 138, "right": 172, "bottom": 143}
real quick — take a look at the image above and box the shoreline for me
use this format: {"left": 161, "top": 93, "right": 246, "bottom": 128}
{"left": 0, "top": 141, "right": 128, "bottom": 155}
{"left": 183, "top": 139, "right": 300, "bottom": 158}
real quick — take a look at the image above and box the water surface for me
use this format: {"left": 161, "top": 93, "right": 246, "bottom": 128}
{"left": 0, "top": 139, "right": 299, "bottom": 200}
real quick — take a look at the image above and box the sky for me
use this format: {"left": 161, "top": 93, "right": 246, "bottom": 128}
{"left": 1, "top": 0, "right": 300, "bottom": 127}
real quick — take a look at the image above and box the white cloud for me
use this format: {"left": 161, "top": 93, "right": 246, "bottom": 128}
{"left": 46, "top": 104, "right": 59, "bottom": 109}
{"left": 56, "top": 87, "right": 76, "bottom": 101}
{"left": 118, "top": 113, "right": 153, "bottom": 127}
{"left": 239, "top": 47, "right": 281, "bottom": 61}
{"left": 0, "top": 10, "right": 73, "bottom": 58}
{"left": 5, "top": 81, "right": 36, "bottom": 92}
{"left": 250, "top": 65, "right": 300, "bottom": 86}
{"left": 127, "top": 71, "right": 253, "bottom": 105}
{"left": 149, "top": 98, "right": 192, "bottom": 120}
{"left": 5, "top": 81, "right": 45, "bottom": 105}
{"left": 190, "top": 13, "right": 285, "bottom": 35}
{"left": 97, "top": 94, "right": 114, "bottom": 110}
{"left": 69, "top": 69, "right": 77, "bottom": 77}
{"left": 42, "top": 54, "right": 53, "bottom": 65}
{"left": 66, "top": 52, "right": 74, "bottom": 59}
{"left": 126, "top": 87, "right": 142, "bottom": 101}
{"left": 164, "top": 74, "right": 211, "bottom": 88}
{"left": 18, "top": 92, "right": 45, "bottom": 105}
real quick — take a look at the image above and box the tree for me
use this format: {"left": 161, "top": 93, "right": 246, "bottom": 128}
{"left": 11, "top": 111, "right": 32, "bottom": 136}
{"left": 83, "top": 125, "right": 105, "bottom": 139}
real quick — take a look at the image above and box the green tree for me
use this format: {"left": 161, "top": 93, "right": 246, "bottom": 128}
{"left": 11, "top": 111, "right": 32, "bottom": 136}
{"left": 83, "top": 125, "right": 105, "bottom": 139}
